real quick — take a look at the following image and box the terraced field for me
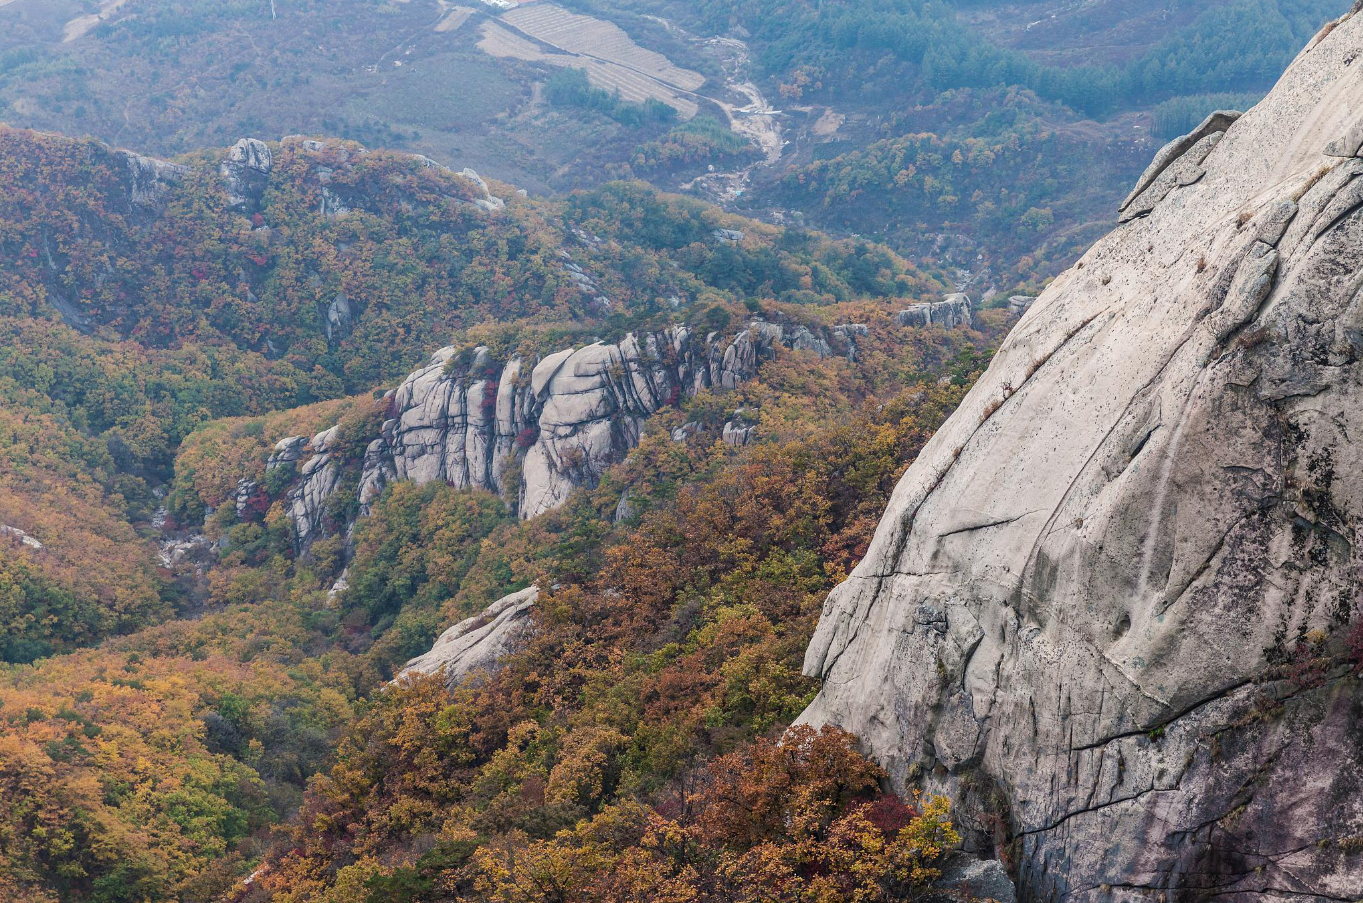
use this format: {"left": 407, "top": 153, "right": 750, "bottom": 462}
{"left": 503, "top": 3, "right": 705, "bottom": 90}
{"left": 478, "top": 2, "right": 704, "bottom": 118}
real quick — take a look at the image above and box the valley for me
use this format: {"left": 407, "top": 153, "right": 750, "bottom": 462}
{"left": 1, "top": 2, "right": 1361, "bottom": 902}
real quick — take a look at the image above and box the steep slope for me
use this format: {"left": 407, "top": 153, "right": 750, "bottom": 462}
{"left": 800, "top": 8, "right": 1363, "bottom": 902}
{"left": 275, "top": 317, "right": 866, "bottom": 557}
{"left": 0, "top": 124, "right": 954, "bottom": 660}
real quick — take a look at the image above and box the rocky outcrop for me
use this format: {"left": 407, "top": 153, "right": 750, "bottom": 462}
{"left": 233, "top": 479, "right": 262, "bottom": 520}
{"left": 1119, "top": 111, "right": 1241, "bottom": 222}
{"left": 722, "top": 410, "right": 757, "bottom": 447}
{"left": 119, "top": 152, "right": 185, "bottom": 205}
{"left": 557, "top": 249, "right": 612, "bottom": 312}
{"left": 459, "top": 168, "right": 505, "bottom": 213}
{"left": 933, "top": 855, "right": 1016, "bottom": 903}
{"left": 286, "top": 425, "right": 344, "bottom": 554}
{"left": 0, "top": 524, "right": 43, "bottom": 551}
{"left": 220, "top": 137, "right": 507, "bottom": 222}
{"left": 398, "top": 585, "right": 539, "bottom": 689}
{"left": 220, "top": 137, "right": 272, "bottom": 211}
{"left": 324, "top": 294, "right": 359, "bottom": 342}
{"left": 115, "top": 149, "right": 187, "bottom": 208}
{"left": 267, "top": 435, "right": 307, "bottom": 472}
{"left": 832, "top": 323, "right": 868, "bottom": 361}
{"left": 800, "top": 14, "right": 1363, "bottom": 903}
{"left": 281, "top": 319, "right": 853, "bottom": 551}
{"left": 896, "top": 294, "right": 973, "bottom": 329}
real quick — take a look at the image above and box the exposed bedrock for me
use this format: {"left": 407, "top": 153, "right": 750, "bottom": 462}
{"left": 896, "top": 293, "right": 975, "bottom": 329}
{"left": 800, "top": 13, "right": 1363, "bottom": 903}
{"left": 398, "top": 585, "right": 540, "bottom": 690}
{"left": 282, "top": 319, "right": 855, "bottom": 552}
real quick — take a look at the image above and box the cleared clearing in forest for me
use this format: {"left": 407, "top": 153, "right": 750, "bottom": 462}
{"left": 501, "top": 4, "right": 705, "bottom": 92}
{"left": 478, "top": 9, "right": 701, "bottom": 119}
{"left": 434, "top": 6, "right": 476, "bottom": 32}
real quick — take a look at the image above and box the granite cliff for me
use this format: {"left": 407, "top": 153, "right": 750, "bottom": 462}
{"left": 276, "top": 318, "right": 865, "bottom": 553}
{"left": 801, "top": 9, "right": 1363, "bottom": 902}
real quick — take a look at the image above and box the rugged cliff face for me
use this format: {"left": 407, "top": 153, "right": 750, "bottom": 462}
{"left": 398, "top": 585, "right": 541, "bottom": 689}
{"left": 800, "top": 10, "right": 1363, "bottom": 903}
{"left": 278, "top": 318, "right": 864, "bottom": 552}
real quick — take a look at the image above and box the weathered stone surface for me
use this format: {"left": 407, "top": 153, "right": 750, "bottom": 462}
{"left": 280, "top": 319, "right": 836, "bottom": 549}
{"left": 786, "top": 324, "right": 833, "bottom": 358}
{"left": 1119, "top": 110, "right": 1241, "bottom": 214}
{"left": 324, "top": 294, "right": 357, "bottom": 342}
{"left": 399, "top": 586, "right": 539, "bottom": 689}
{"left": 896, "top": 294, "right": 974, "bottom": 329}
{"left": 0, "top": 524, "right": 43, "bottom": 551}
{"left": 1119, "top": 130, "right": 1226, "bottom": 222}
{"left": 1006, "top": 295, "right": 1035, "bottom": 315}
{"left": 219, "top": 137, "right": 272, "bottom": 211}
{"left": 1324, "top": 117, "right": 1363, "bottom": 157}
{"left": 267, "top": 435, "right": 307, "bottom": 471}
{"left": 116, "top": 149, "right": 187, "bottom": 207}
{"left": 459, "top": 168, "right": 505, "bottom": 212}
{"left": 613, "top": 490, "right": 635, "bottom": 523}
{"left": 722, "top": 411, "right": 757, "bottom": 447}
{"left": 800, "top": 16, "right": 1363, "bottom": 902}
{"left": 833, "top": 323, "right": 868, "bottom": 361}
{"left": 671, "top": 421, "right": 701, "bottom": 442}
{"left": 286, "top": 426, "right": 343, "bottom": 554}
{"left": 934, "top": 855, "right": 1016, "bottom": 903}
{"left": 233, "top": 479, "right": 261, "bottom": 520}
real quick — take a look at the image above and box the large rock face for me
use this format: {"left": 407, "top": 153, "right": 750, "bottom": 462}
{"left": 800, "top": 13, "right": 1363, "bottom": 903}
{"left": 399, "top": 586, "right": 539, "bottom": 689}
{"left": 282, "top": 319, "right": 853, "bottom": 552}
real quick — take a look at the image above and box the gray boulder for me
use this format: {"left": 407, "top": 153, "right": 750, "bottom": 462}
{"left": 267, "top": 435, "right": 307, "bottom": 471}
{"left": 220, "top": 137, "right": 272, "bottom": 211}
{"left": 897, "top": 294, "right": 973, "bottom": 330}
{"left": 324, "top": 293, "right": 357, "bottom": 341}
{"left": 459, "top": 168, "right": 505, "bottom": 212}
{"left": 0, "top": 524, "right": 43, "bottom": 551}
{"left": 399, "top": 586, "right": 539, "bottom": 689}
{"left": 934, "top": 855, "right": 1016, "bottom": 903}
{"left": 800, "top": 14, "right": 1363, "bottom": 903}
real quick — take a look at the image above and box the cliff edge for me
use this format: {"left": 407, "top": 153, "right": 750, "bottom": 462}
{"left": 800, "top": 8, "right": 1363, "bottom": 902}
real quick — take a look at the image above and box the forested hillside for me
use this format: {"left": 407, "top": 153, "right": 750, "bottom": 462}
{"left": 0, "top": 125, "right": 1011, "bottom": 902}
{"left": 565, "top": 0, "right": 1350, "bottom": 285}
{"left": 2, "top": 2, "right": 1359, "bottom": 901}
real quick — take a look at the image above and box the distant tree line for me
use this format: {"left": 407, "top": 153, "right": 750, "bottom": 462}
{"left": 1150, "top": 91, "right": 1265, "bottom": 140}
{"left": 675, "top": 0, "right": 1348, "bottom": 116}
{"left": 545, "top": 67, "right": 680, "bottom": 127}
